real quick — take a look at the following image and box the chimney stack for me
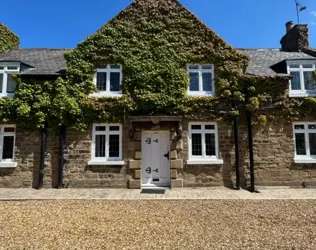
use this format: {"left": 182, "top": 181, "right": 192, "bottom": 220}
{"left": 286, "top": 21, "right": 293, "bottom": 33}
{"left": 280, "top": 22, "right": 309, "bottom": 52}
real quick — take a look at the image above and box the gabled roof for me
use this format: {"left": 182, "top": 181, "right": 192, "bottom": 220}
{"left": 239, "top": 48, "right": 316, "bottom": 76}
{"left": 0, "top": 48, "right": 315, "bottom": 77}
{"left": 0, "top": 48, "right": 68, "bottom": 75}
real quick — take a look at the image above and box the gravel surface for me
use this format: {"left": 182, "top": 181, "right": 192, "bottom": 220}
{"left": 0, "top": 200, "right": 316, "bottom": 249}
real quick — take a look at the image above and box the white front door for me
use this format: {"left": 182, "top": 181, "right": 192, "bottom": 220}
{"left": 142, "top": 131, "right": 170, "bottom": 187}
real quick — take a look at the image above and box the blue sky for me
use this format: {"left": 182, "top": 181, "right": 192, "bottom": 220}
{"left": 1, "top": 0, "right": 316, "bottom": 49}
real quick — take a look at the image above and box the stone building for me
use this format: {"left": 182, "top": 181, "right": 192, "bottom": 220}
{"left": 0, "top": 1, "right": 316, "bottom": 189}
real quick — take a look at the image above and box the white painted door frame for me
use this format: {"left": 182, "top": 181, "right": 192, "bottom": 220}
{"left": 141, "top": 131, "right": 171, "bottom": 187}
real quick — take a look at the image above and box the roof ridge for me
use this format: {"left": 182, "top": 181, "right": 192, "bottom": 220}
{"left": 16, "top": 48, "right": 71, "bottom": 50}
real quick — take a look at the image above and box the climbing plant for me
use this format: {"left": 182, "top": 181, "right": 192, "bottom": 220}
{"left": 0, "top": 0, "right": 315, "bottom": 131}
{"left": 0, "top": 24, "right": 19, "bottom": 53}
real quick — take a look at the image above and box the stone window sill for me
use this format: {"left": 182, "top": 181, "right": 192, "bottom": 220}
{"left": 89, "top": 92, "right": 123, "bottom": 98}
{"left": 289, "top": 92, "right": 316, "bottom": 98}
{"left": 0, "top": 162, "right": 17, "bottom": 168}
{"left": 294, "top": 158, "right": 316, "bottom": 164}
{"left": 88, "top": 160, "right": 125, "bottom": 166}
{"left": 187, "top": 159, "right": 223, "bottom": 165}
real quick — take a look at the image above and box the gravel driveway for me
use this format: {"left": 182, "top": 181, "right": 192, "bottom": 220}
{"left": 0, "top": 200, "right": 315, "bottom": 249}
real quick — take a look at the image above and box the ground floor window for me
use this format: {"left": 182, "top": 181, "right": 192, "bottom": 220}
{"left": 0, "top": 125, "right": 15, "bottom": 162}
{"left": 188, "top": 122, "right": 222, "bottom": 164}
{"left": 91, "top": 124, "right": 122, "bottom": 162}
{"left": 293, "top": 122, "right": 316, "bottom": 162}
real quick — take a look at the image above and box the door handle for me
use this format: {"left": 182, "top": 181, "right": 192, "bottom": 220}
{"left": 163, "top": 151, "right": 170, "bottom": 160}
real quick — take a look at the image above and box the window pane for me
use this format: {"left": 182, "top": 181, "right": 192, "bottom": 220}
{"left": 109, "top": 134, "right": 120, "bottom": 157}
{"left": 189, "top": 72, "right": 199, "bottom": 91}
{"left": 202, "top": 72, "right": 212, "bottom": 91}
{"left": 295, "top": 133, "right": 306, "bottom": 155}
{"left": 191, "top": 133, "right": 202, "bottom": 156}
{"left": 97, "top": 72, "right": 107, "bottom": 91}
{"left": 95, "top": 126, "right": 106, "bottom": 131}
{"left": 202, "top": 65, "right": 212, "bottom": 69}
{"left": 289, "top": 64, "right": 300, "bottom": 68}
{"left": 0, "top": 66, "right": 4, "bottom": 70}
{"left": 110, "top": 65, "right": 120, "bottom": 69}
{"left": 6, "top": 74, "right": 16, "bottom": 93}
{"left": 110, "top": 72, "right": 120, "bottom": 92}
{"left": 309, "top": 133, "right": 316, "bottom": 155}
{"left": 294, "top": 124, "right": 305, "bottom": 130}
{"left": 3, "top": 136, "right": 14, "bottom": 159}
{"left": 290, "top": 72, "right": 301, "bottom": 90}
{"left": 191, "top": 125, "right": 201, "bottom": 130}
{"left": 109, "top": 126, "right": 120, "bottom": 131}
{"left": 0, "top": 74, "right": 3, "bottom": 93}
{"left": 308, "top": 125, "right": 316, "bottom": 130}
{"left": 189, "top": 65, "right": 199, "bottom": 70}
{"left": 205, "top": 133, "right": 216, "bottom": 156}
{"left": 4, "top": 127, "right": 15, "bottom": 132}
{"left": 7, "top": 66, "right": 18, "bottom": 70}
{"left": 205, "top": 125, "right": 215, "bottom": 130}
{"left": 95, "top": 135, "right": 106, "bottom": 157}
{"left": 302, "top": 64, "right": 313, "bottom": 68}
{"left": 303, "top": 72, "right": 316, "bottom": 90}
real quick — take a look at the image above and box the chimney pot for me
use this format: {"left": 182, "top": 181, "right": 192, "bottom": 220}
{"left": 286, "top": 21, "right": 293, "bottom": 33}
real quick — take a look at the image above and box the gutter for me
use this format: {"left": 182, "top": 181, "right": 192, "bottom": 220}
{"left": 37, "top": 124, "right": 47, "bottom": 189}
{"left": 57, "top": 125, "right": 66, "bottom": 189}
{"left": 245, "top": 81, "right": 256, "bottom": 193}
{"left": 232, "top": 98, "right": 240, "bottom": 190}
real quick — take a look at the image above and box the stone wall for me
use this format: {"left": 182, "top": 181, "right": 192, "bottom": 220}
{"left": 62, "top": 126, "right": 129, "bottom": 188}
{"left": 280, "top": 24, "right": 309, "bottom": 52}
{"left": 181, "top": 121, "right": 316, "bottom": 188}
{"left": 1, "top": 120, "right": 316, "bottom": 188}
{"left": 0, "top": 129, "right": 41, "bottom": 188}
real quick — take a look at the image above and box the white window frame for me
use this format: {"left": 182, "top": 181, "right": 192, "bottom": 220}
{"left": 0, "top": 124, "right": 17, "bottom": 168}
{"left": 187, "top": 122, "right": 223, "bottom": 165}
{"left": 0, "top": 62, "right": 20, "bottom": 98}
{"left": 293, "top": 122, "right": 316, "bottom": 163}
{"left": 187, "top": 64, "right": 215, "bottom": 96}
{"left": 287, "top": 61, "right": 316, "bottom": 97}
{"left": 88, "top": 123, "right": 124, "bottom": 165}
{"left": 91, "top": 64, "right": 123, "bottom": 97}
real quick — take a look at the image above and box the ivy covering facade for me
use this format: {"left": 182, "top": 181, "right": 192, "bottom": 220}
{"left": 0, "top": 24, "right": 19, "bottom": 53}
{"left": 0, "top": 0, "right": 315, "bottom": 131}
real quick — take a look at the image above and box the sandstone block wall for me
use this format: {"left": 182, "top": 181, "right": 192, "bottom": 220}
{"left": 0, "top": 121, "right": 316, "bottom": 188}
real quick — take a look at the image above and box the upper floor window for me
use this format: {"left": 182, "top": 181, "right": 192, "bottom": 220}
{"left": 88, "top": 124, "right": 124, "bottom": 165}
{"left": 92, "top": 65, "right": 122, "bottom": 97}
{"left": 0, "top": 64, "right": 19, "bottom": 98}
{"left": 288, "top": 62, "right": 316, "bottom": 97}
{"left": 187, "top": 64, "right": 214, "bottom": 96}
{"left": 293, "top": 122, "right": 316, "bottom": 163}
{"left": 0, "top": 125, "right": 16, "bottom": 168}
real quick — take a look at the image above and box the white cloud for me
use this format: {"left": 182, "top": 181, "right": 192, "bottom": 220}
{"left": 310, "top": 11, "right": 316, "bottom": 17}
